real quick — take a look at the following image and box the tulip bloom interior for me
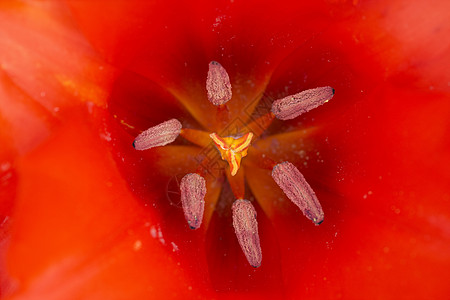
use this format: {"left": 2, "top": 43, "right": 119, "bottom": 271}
{"left": 1, "top": 0, "right": 449, "bottom": 299}
{"left": 132, "top": 61, "right": 334, "bottom": 267}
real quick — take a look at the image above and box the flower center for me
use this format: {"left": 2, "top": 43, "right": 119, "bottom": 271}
{"left": 132, "top": 60, "right": 334, "bottom": 268}
{"left": 209, "top": 132, "right": 254, "bottom": 176}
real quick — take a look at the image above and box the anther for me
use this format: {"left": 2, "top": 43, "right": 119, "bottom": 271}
{"left": 232, "top": 199, "right": 262, "bottom": 268}
{"left": 133, "top": 119, "right": 182, "bottom": 150}
{"left": 271, "top": 86, "right": 335, "bottom": 120}
{"left": 206, "top": 61, "right": 232, "bottom": 106}
{"left": 180, "top": 173, "right": 206, "bottom": 230}
{"left": 271, "top": 161, "right": 324, "bottom": 225}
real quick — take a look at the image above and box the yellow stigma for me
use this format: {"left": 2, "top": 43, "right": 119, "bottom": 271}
{"left": 210, "top": 132, "right": 254, "bottom": 176}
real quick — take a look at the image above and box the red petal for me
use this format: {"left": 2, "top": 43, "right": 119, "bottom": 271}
{"left": 4, "top": 110, "right": 217, "bottom": 298}
{"left": 1, "top": 0, "right": 449, "bottom": 298}
{"left": 67, "top": 0, "right": 337, "bottom": 130}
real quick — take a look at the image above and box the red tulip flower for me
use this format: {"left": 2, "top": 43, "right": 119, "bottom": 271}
{"left": 1, "top": 0, "right": 449, "bottom": 299}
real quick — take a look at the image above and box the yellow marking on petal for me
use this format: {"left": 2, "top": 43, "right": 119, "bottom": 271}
{"left": 56, "top": 74, "right": 109, "bottom": 108}
{"left": 210, "top": 132, "right": 254, "bottom": 176}
{"left": 120, "top": 119, "right": 135, "bottom": 129}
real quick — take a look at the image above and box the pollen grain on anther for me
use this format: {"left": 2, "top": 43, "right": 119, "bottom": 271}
{"left": 271, "top": 86, "right": 334, "bottom": 120}
{"left": 232, "top": 199, "right": 262, "bottom": 268}
{"left": 206, "top": 61, "right": 232, "bottom": 106}
{"left": 180, "top": 173, "right": 207, "bottom": 230}
{"left": 133, "top": 118, "right": 182, "bottom": 150}
{"left": 272, "top": 161, "right": 324, "bottom": 225}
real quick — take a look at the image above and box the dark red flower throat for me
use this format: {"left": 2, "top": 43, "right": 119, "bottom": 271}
{"left": 132, "top": 61, "right": 334, "bottom": 267}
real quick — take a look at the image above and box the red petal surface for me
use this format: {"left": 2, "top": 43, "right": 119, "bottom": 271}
{"left": 3, "top": 109, "right": 215, "bottom": 299}
{"left": 0, "top": 0, "right": 449, "bottom": 299}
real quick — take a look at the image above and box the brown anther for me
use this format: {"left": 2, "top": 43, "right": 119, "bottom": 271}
{"left": 272, "top": 162, "right": 324, "bottom": 225}
{"left": 206, "top": 61, "right": 232, "bottom": 106}
{"left": 133, "top": 119, "right": 182, "bottom": 150}
{"left": 180, "top": 173, "right": 206, "bottom": 230}
{"left": 271, "top": 86, "right": 334, "bottom": 120}
{"left": 232, "top": 199, "right": 262, "bottom": 268}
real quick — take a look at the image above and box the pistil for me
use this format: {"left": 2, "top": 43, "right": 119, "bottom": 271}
{"left": 210, "top": 132, "right": 254, "bottom": 176}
